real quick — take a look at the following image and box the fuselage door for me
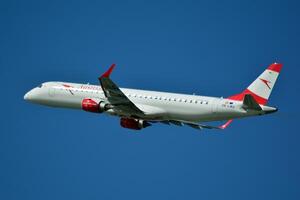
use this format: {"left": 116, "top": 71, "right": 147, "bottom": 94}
{"left": 212, "top": 98, "right": 221, "bottom": 113}
{"left": 48, "top": 87, "right": 56, "bottom": 97}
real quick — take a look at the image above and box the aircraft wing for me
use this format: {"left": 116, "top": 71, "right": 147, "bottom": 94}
{"left": 98, "top": 64, "right": 145, "bottom": 117}
{"left": 158, "top": 119, "right": 233, "bottom": 130}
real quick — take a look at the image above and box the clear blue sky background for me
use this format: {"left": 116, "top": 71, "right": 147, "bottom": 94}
{"left": 1, "top": 0, "right": 299, "bottom": 199}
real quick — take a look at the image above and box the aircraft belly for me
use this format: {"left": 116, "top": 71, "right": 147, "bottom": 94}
{"left": 145, "top": 102, "right": 246, "bottom": 122}
{"left": 153, "top": 103, "right": 213, "bottom": 122}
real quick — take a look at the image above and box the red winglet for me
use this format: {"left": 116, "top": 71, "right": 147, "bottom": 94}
{"left": 100, "top": 64, "right": 116, "bottom": 78}
{"left": 219, "top": 119, "right": 233, "bottom": 129}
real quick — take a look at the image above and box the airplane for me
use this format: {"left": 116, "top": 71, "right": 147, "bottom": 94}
{"left": 24, "top": 63, "right": 282, "bottom": 130}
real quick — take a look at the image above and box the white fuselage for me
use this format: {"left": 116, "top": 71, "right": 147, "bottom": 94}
{"left": 24, "top": 81, "right": 276, "bottom": 123}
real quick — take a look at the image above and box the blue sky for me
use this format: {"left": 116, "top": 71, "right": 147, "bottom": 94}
{"left": 1, "top": 0, "right": 299, "bottom": 199}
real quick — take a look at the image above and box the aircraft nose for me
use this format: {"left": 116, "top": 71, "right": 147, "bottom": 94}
{"left": 24, "top": 87, "right": 47, "bottom": 105}
{"left": 24, "top": 91, "right": 31, "bottom": 100}
{"left": 24, "top": 88, "right": 38, "bottom": 101}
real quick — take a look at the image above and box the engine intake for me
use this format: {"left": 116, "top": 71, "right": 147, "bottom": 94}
{"left": 120, "top": 118, "right": 151, "bottom": 130}
{"left": 82, "top": 98, "right": 110, "bottom": 113}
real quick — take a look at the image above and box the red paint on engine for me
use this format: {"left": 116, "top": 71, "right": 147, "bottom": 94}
{"left": 120, "top": 118, "right": 141, "bottom": 130}
{"left": 82, "top": 99, "right": 100, "bottom": 113}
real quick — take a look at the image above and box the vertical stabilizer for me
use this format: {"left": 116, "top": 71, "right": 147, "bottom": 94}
{"left": 228, "top": 63, "right": 282, "bottom": 105}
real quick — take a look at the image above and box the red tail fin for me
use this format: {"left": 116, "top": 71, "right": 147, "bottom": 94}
{"left": 227, "top": 63, "right": 282, "bottom": 105}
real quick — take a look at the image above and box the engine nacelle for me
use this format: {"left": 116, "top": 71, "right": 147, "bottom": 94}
{"left": 120, "top": 118, "right": 151, "bottom": 130}
{"left": 82, "top": 98, "right": 110, "bottom": 113}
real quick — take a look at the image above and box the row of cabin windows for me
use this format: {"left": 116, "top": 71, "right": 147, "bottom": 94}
{"left": 59, "top": 87, "right": 104, "bottom": 94}
{"left": 59, "top": 87, "right": 209, "bottom": 105}
{"left": 127, "top": 94, "right": 209, "bottom": 104}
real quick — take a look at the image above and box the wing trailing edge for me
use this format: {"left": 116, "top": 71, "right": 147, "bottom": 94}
{"left": 159, "top": 119, "right": 233, "bottom": 130}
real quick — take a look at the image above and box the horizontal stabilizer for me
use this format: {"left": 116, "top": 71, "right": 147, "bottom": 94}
{"left": 242, "top": 94, "right": 262, "bottom": 111}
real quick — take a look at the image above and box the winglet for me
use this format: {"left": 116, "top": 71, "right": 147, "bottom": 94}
{"left": 219, "top": 119, "right": 233, "bottom": 129}
{"left": 100, "top": 64, "right": 116, "bottom": 78}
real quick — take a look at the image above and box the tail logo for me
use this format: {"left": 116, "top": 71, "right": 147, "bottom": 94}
{"left": 259, "top": 78, "right": 271, "bottom": 89}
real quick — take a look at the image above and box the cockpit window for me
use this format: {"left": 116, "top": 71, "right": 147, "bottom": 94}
{"left": 37, "top": 84, "right": 43, "bottom": 88}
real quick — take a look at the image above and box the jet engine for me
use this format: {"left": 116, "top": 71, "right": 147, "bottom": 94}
{"left": 120, "top": 118, "right": 151, "bottom": 130}
{"left": 82, "top": 98, "right": 110, "bottom": 113}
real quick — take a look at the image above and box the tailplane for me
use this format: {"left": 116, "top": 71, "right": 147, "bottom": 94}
{"left": 242, "top": 94, "right": 262, "bottom": 111}
{"left": 228, "top": 63, "right": 282, "bottom": 105}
